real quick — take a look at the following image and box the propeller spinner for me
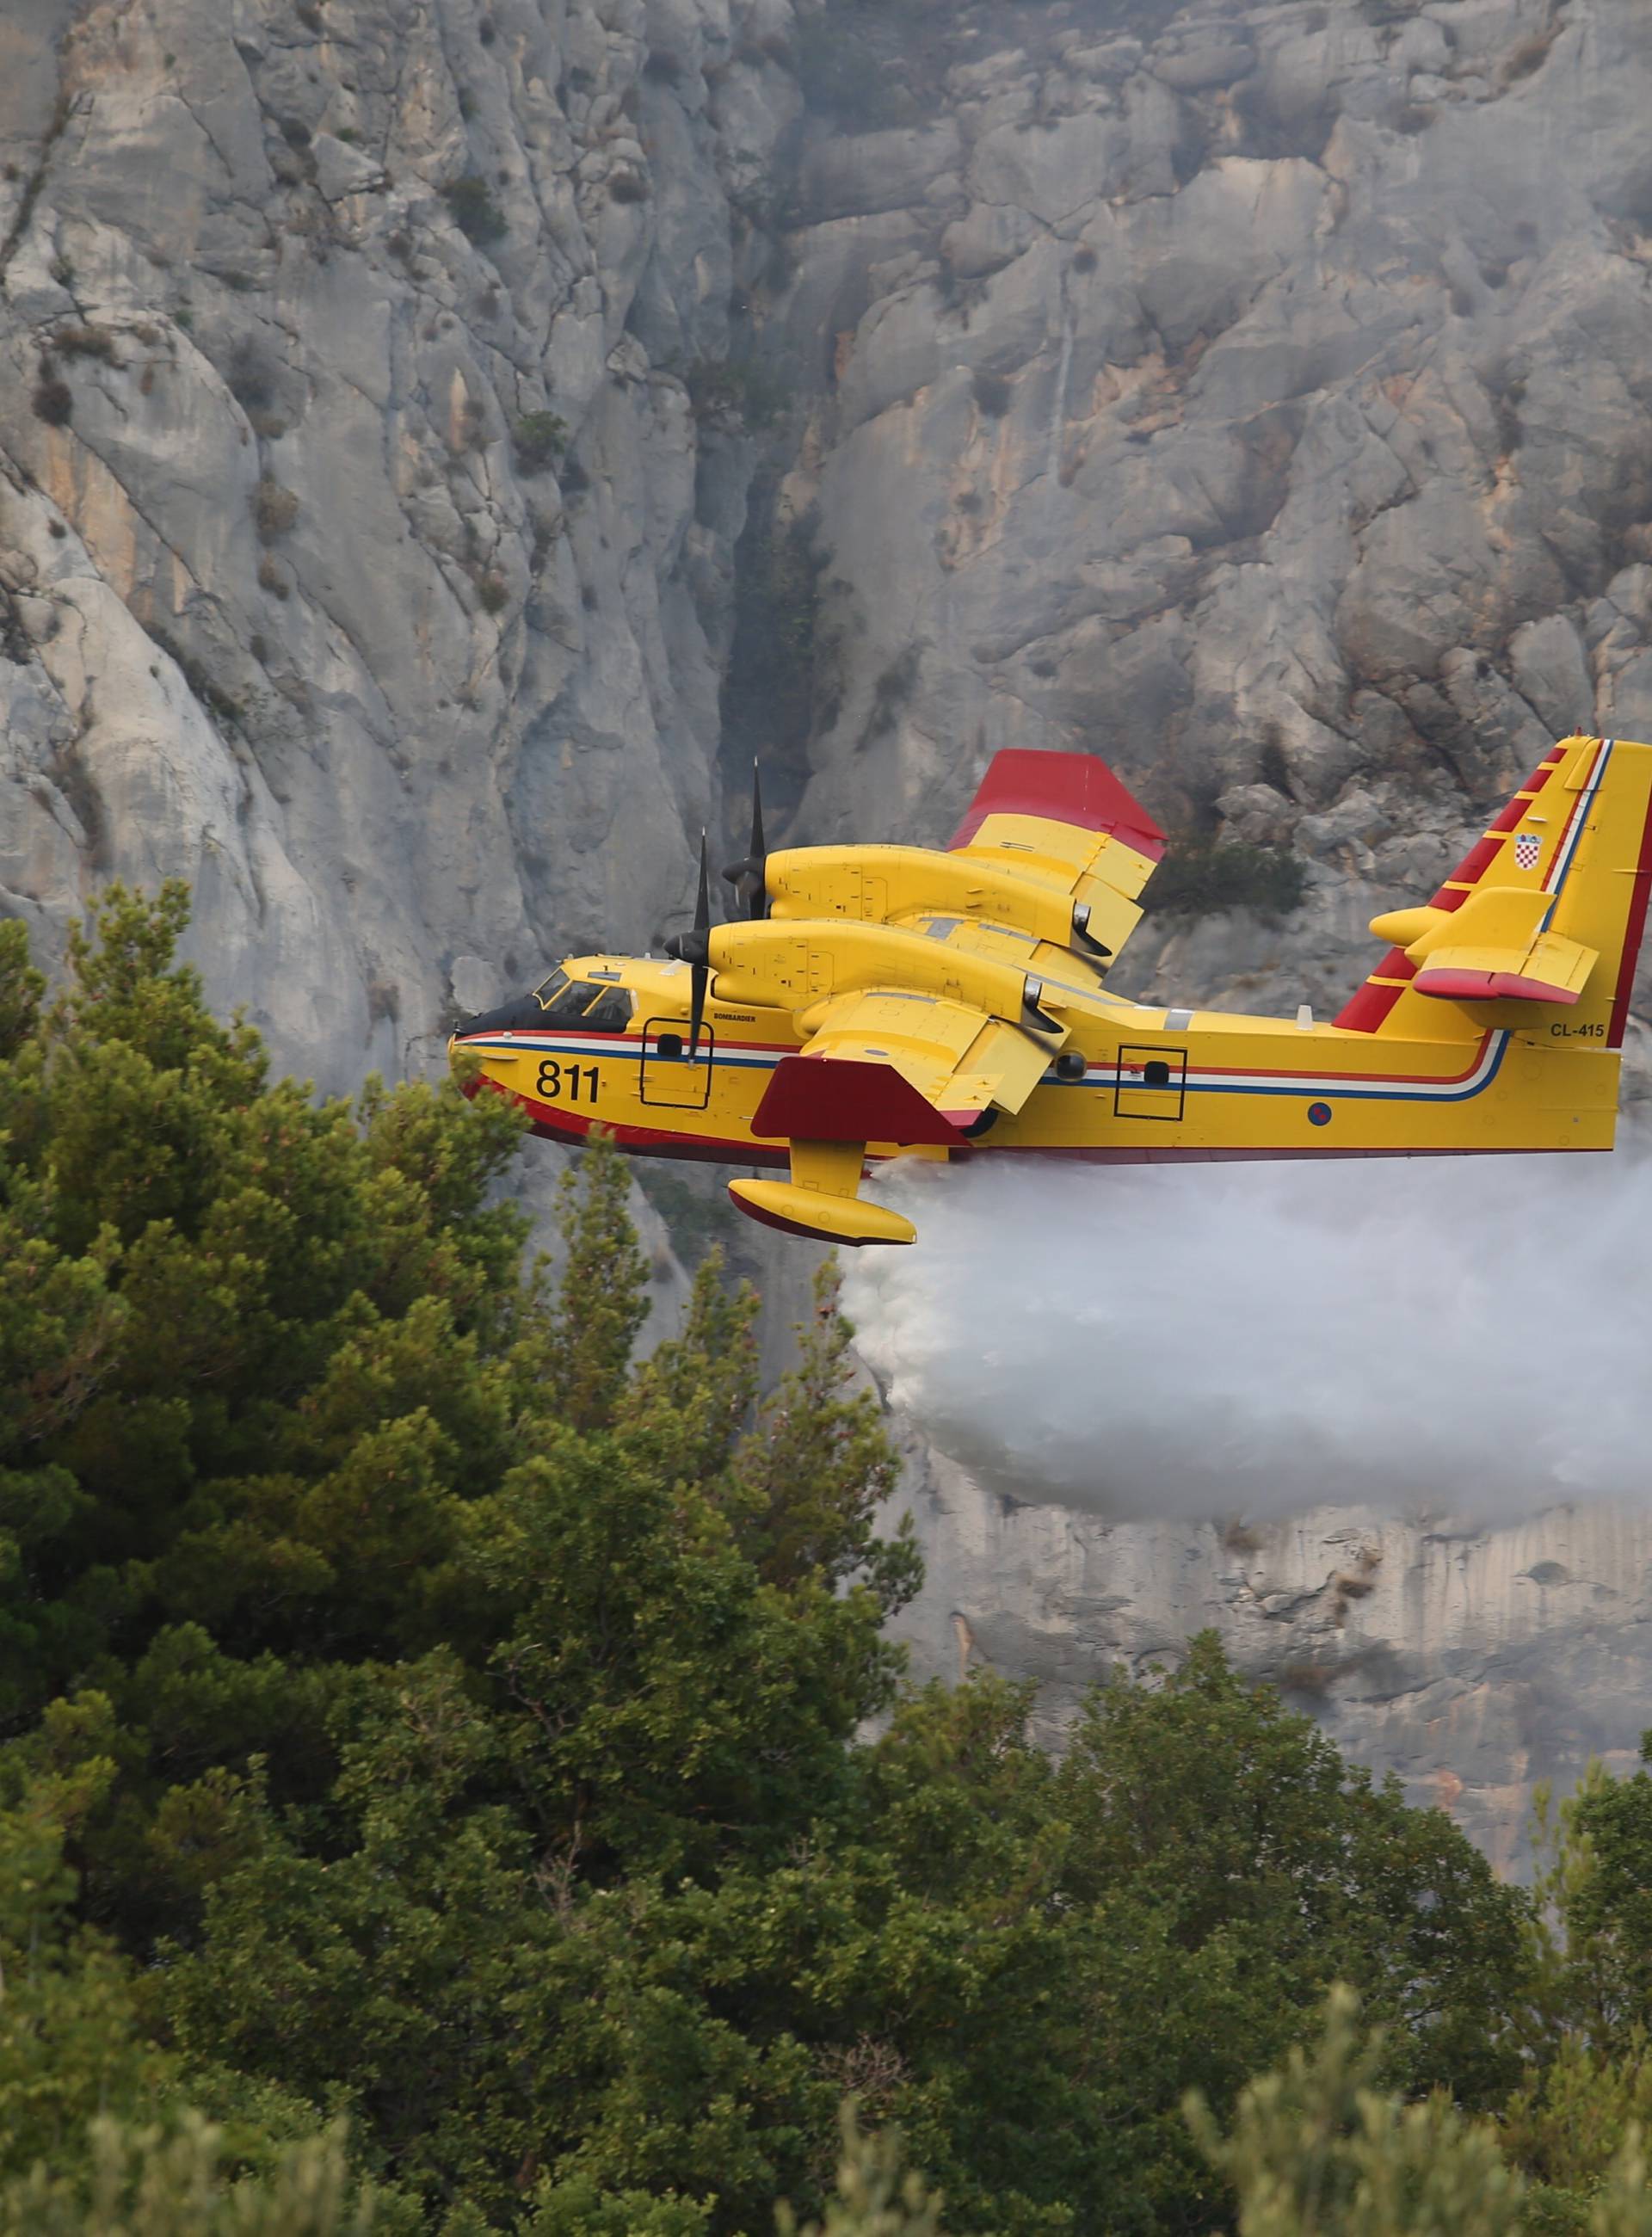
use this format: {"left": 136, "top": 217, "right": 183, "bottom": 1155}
{"left": 722, "top": 762, "right": 768, "bottom": 920}
{"left": 663, "top": 832, "right": 713, "bottom": 1059}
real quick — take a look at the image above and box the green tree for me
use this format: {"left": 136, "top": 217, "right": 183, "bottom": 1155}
{"left": 0, "top": 2115, "right": 381, "bottom": 2236}
{"left": 0, "top": 892, "right": 920, "bottom": 2221}
{"left": 0, "top": 894, "right": 1548, "bottom": 2235}
{"left": 1188, "top": 1987, "right": 1526, "bottom": 2237}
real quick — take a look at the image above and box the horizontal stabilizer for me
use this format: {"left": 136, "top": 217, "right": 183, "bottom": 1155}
{"left": 1414, "top": 932, "right": 1598, "bottom": 1006}
{"left": 1374, "top": 884, "right": 1600, "bottom": 1008}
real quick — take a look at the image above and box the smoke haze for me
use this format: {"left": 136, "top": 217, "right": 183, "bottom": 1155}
{"left": 841, "top": 1150, "right": 1652, "bottom": 1522}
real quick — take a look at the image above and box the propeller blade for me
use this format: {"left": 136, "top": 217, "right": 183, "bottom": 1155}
{"left": 689, "top": 831, "right": 711, "bottom": 1059}
{"left": 721, "top": 760, "right": 769, "bottom": 919}
{"left": 747, "top": 761, "right": 766, "bottom": 919}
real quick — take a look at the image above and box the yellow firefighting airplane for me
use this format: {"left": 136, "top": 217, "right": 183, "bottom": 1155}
{"left": 450, "top": 738, "right": 1652, "bottom": 1245}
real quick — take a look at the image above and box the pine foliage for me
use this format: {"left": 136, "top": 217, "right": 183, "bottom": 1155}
{"left": 8, "top": 890, "right": 1652, "bottom": 2234}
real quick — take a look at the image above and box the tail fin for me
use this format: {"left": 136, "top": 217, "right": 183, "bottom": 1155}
{"left": 1335, "top": 736, "right": 1652, "bottom": 1044}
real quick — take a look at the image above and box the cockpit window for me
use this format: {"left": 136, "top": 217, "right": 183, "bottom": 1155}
{"left": 581, "top": 990, "right": 634, "bottom": 1033}
{"left": 531, "top": 973, "right": 635, "bottom": 1030}
{"left": 542, "top": 977, "right": 604, "bottom": 1024}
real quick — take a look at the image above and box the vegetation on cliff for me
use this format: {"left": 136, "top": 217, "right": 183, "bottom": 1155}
{"left": 3, "top": 890, "right": 1652, "bottom": 2234}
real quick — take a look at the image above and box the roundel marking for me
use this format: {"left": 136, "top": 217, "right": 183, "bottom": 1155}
{"left": 1307, "top": 1100, "right": 1333, "bottom": 1127}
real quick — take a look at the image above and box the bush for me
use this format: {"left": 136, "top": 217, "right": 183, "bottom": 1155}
{"left": 32, "top": 375, "right": 72, "bottom": 426}
{"left": 1188, "top": 1988, "right": 1526, "bottom": 2237}
{"left": 477, "top": 570, "right": 509, "bottom": 613}
{"left": 682, "top": 355, "right": 791, "bottom": 429}
{"left": 723, "top": 509, "right": 829, "bottom": 761}
{"left": 608, "top": 166, "right": 649, "bottom": 204}
{"left": 226, "top": 336, "right": 276, "bottom": 411}
{"left": 52, "top": 324, "right": 118, "bottom": 362}
{"left": 971, "top": 368, "right": 1012, "bottom": 416}
{"left": 1143, "top": 835, "right": 1308, "bottom": 921}
{"left": 513, "top": 410, "right": 570, "bottom": 471}
{"left": 443, "top": 173, "right": 506, "bottom": 244}
{"left": 252, "top": 476, "right": 299, "bottom": 542}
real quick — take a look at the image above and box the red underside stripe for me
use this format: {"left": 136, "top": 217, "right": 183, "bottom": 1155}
{"left": 1609, "top": 778, "right": 1652, "bottom": 1047}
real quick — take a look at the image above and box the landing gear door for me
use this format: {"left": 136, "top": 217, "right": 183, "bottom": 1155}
{"left": 1114, "top": 1044, "right": 1187, "bottom": 1121}
{"left": 640, "top": 1018, "right": 714, "bottom": 1109}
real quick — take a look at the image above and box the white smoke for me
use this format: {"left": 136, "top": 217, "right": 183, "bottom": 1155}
{"left": 841, "top": 1149, "right": 1652, "bottom": 1520}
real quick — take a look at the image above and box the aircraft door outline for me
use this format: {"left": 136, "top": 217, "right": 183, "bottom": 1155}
{"left": 1114, "top": 1044, "right": 1187, "bottom": 1121}
{"left": 640, "top": 1018, "right": 715, "bottom": 1109}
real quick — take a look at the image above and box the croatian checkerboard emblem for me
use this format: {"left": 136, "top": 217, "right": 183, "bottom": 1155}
{"left": 1513, "top": 831, "right": 1542, "bottom": 871}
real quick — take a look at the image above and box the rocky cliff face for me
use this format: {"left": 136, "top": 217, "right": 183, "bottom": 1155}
{"left": 882, "top": 1446, "right": 1652, "bottom": 1876}
{"left": 0, "top": 0, "right": 798, "bottom": 1088}
{"left": 760, "top": 0, "right": 1652, "bottom": 1062}
{"left": 6, "top": 0, "right": 1652, "bottom": 1852}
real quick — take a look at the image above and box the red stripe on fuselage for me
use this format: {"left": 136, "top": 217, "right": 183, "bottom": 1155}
{"left": 1333, "top": 946, "right": 1414, "bottom": 1032}
{"left": 1608, "top": 776, "right": 1652, "bottom": 1048}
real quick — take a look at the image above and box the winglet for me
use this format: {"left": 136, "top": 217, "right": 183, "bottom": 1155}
{"left": 949, "top": 749, "right": 1166, "bottom": 860}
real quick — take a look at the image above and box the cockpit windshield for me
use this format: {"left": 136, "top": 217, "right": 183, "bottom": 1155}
{"left": 531, "top": 970, "right": 633, "bottom": 1032}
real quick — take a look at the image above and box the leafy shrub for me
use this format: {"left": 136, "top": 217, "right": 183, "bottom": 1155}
{"left": 52, "top": 324, "right": 118, "bottom": 362}
{"left": 971, "top": 368, "right": 1012, "bottom": 416}
{"left": 443, "top": 172, "right": 506, "bottom": 244}
{"left": 1143, "top": 835, "right": 1308, "bottom": 921}
{"left": 32, "top": 374, "right": 72, "bottom": 426}
{"left": 252, "top": 476, "right": 299, "bottom": 542}
{"left": 608, "top": 166, "right": 650, "bottom": 204}
{"left": 1189, "top": 1989, "right": 1526, "bottom": 2237}
{"left": 723, "top": 509, "right": 829, "bottom": 761}
{"left": 226, "top": 336, "right": 276, "bottom": 410}
{"left": 477, "top": 570, "right": 509, "bottom": 613}
{"left": 682, "top": 355, "right": 791, "bottom": 428}
{"left": 0, "top": 2114, "right": 381, "bottom": 2236}
{"left": 866, "top": 644, "right": 920, "bottom": 740}
{"left": 513, "top": 410, "right": 570, "bottom": 470}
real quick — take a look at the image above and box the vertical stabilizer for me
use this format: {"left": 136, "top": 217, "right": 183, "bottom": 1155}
{"left": 1336, "top": 736, "right": 1652, "bottom": 1044}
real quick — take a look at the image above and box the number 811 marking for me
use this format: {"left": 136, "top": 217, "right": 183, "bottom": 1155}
{"left": 537, "top": 1059, "right": 601, "bottom": 1103}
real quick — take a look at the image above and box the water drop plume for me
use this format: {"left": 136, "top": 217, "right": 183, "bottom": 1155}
{"left": 841, "top": 1148, "right": 1652, "bottom": 1522}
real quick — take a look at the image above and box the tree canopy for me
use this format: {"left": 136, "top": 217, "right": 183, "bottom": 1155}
{"left": 0, "top": 887, "right": 1646, "bottom": 2236}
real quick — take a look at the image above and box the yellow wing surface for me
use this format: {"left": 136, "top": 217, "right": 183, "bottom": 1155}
{"left": 777, "top": 988, "right": 1053, "bottom": 1127}
{"left": 946, "top": 747, "right": 1166, "bottom": 960}
{"left": 730, "top": 751, "right": 1164, "bottom": 1244}
{"left": 730, "top": 986, "right": 1056, "bottom": 1247}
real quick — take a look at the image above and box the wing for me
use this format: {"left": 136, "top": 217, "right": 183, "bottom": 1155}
{"left": 755, "top": 987, "right": 1053, "bottom": 1141}
{"left": 730, "top": 987, "right": 1056, "bottom": 1247}
{"left": 949, "top": 749, "right": 1165, "bottom": 960}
